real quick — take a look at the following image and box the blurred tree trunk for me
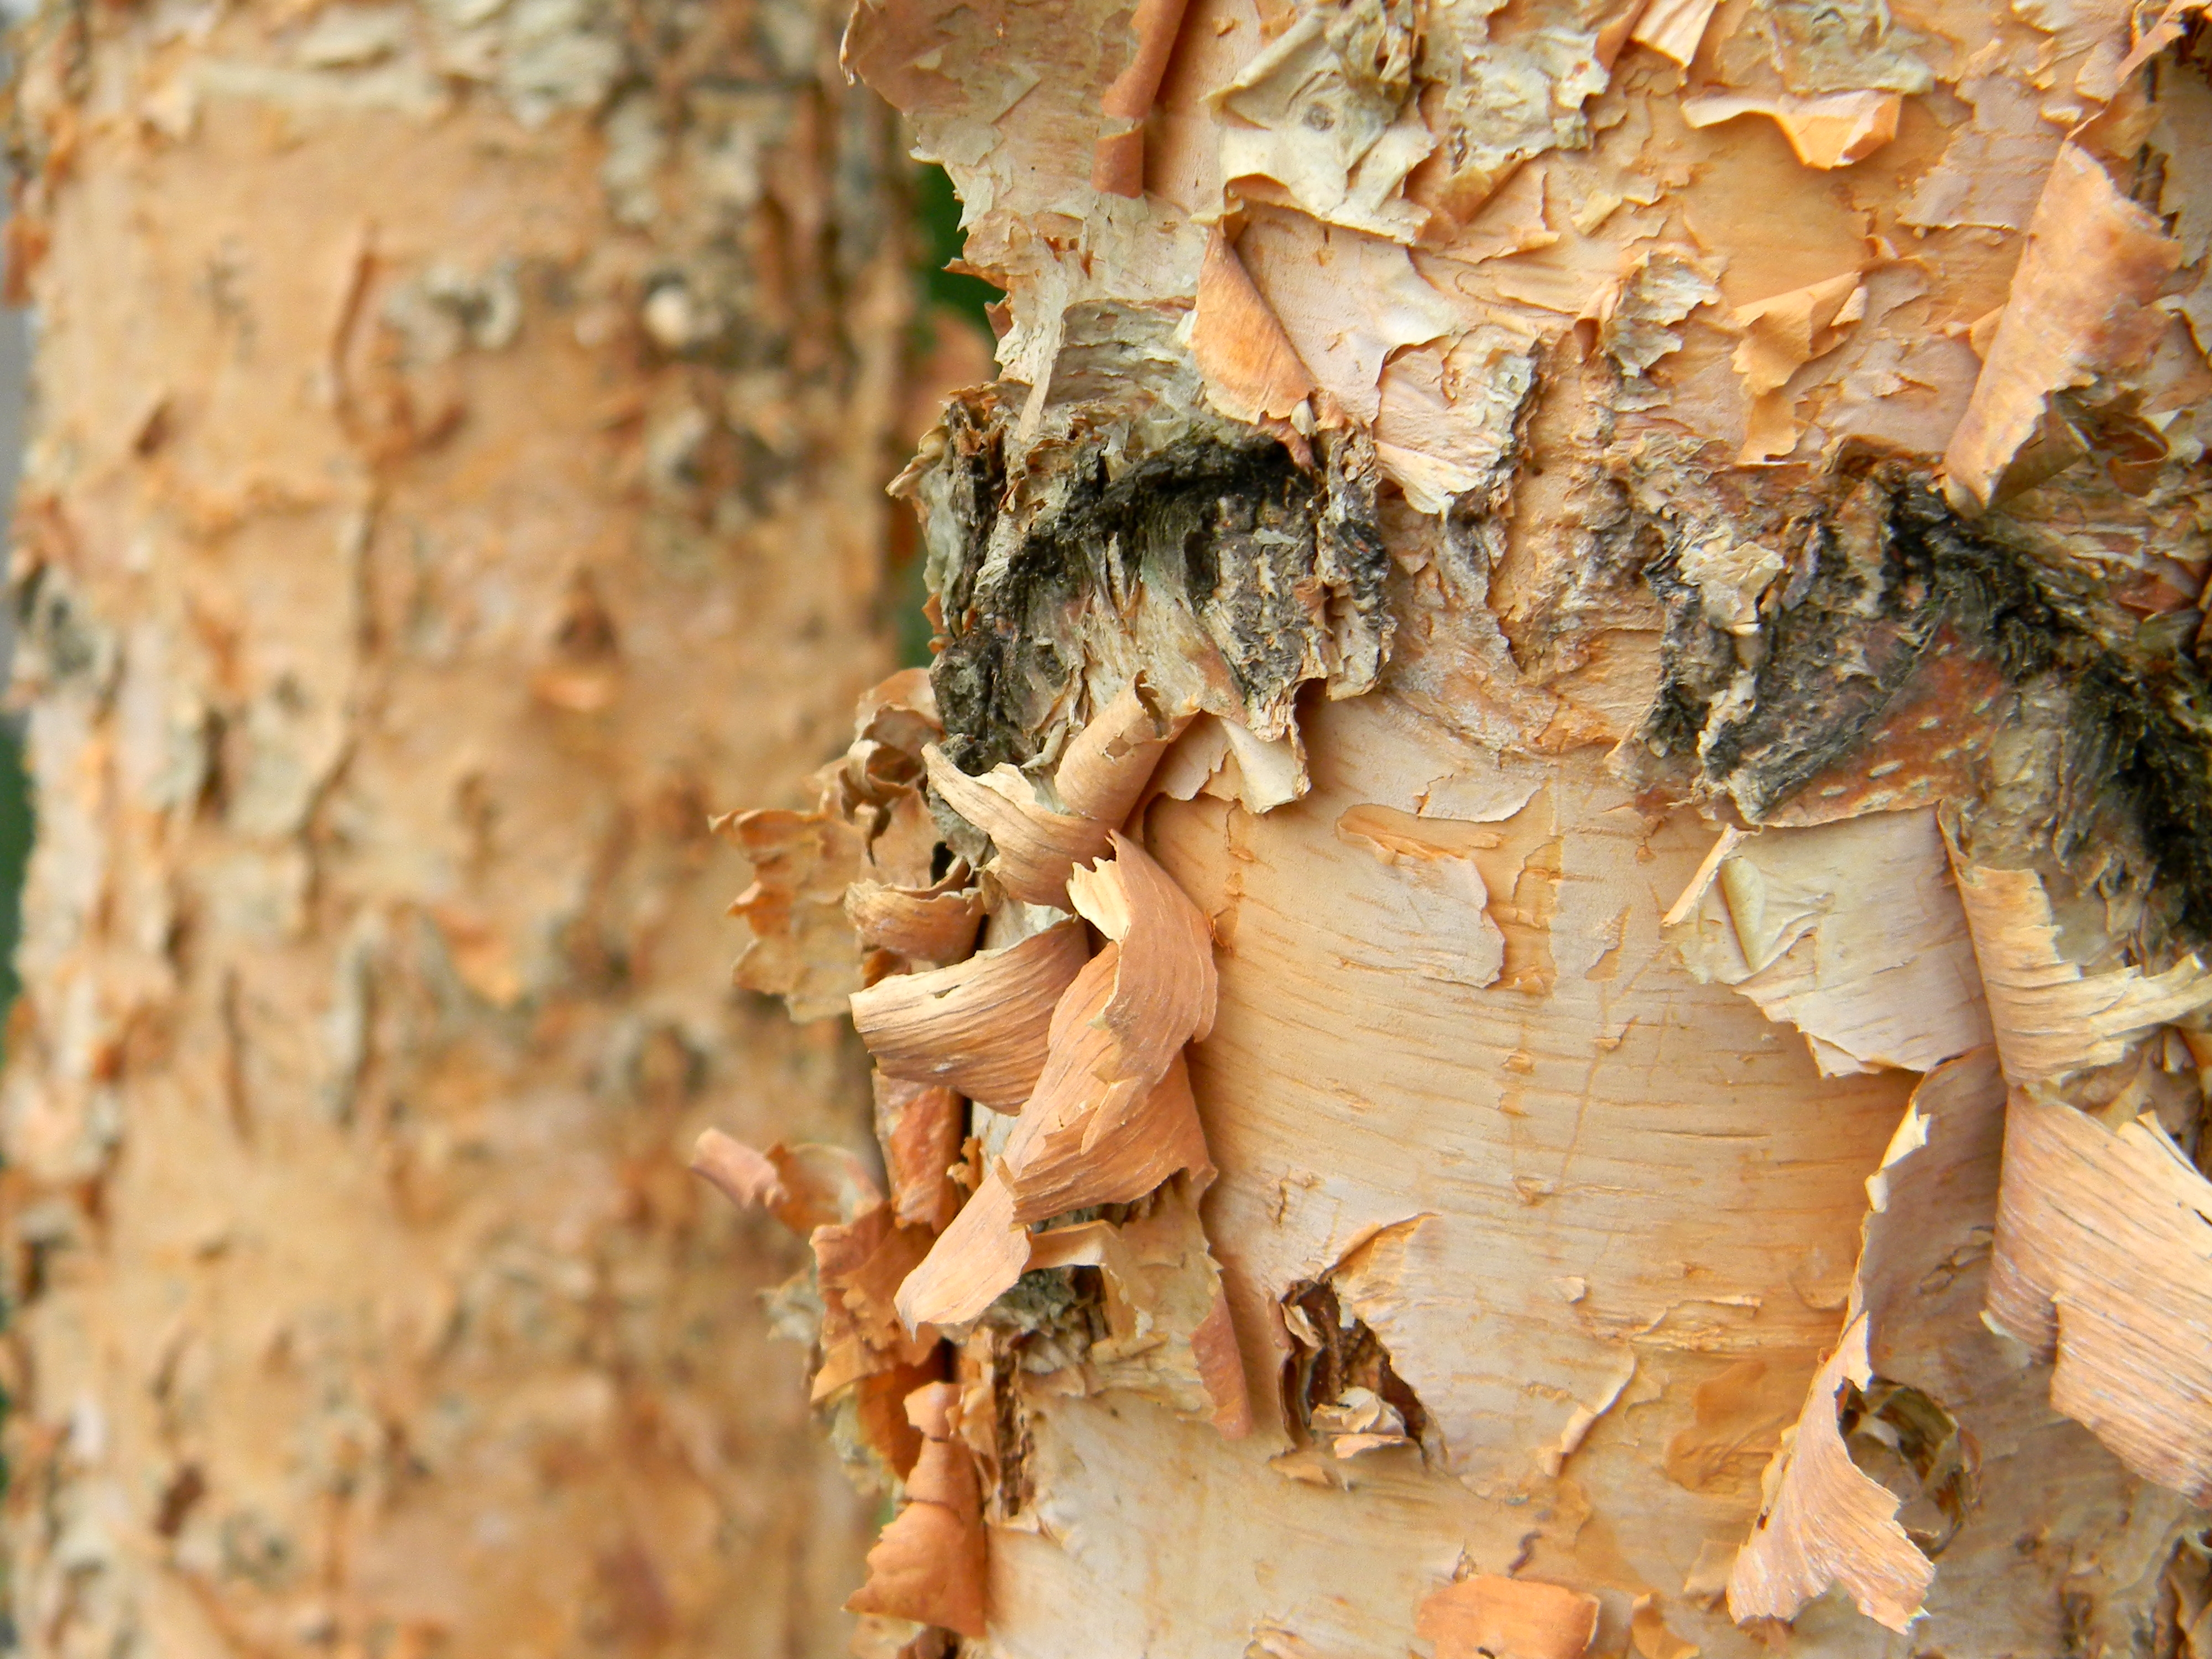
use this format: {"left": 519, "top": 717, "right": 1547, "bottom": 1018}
{"left": 0, "top": 2, "right": 912, "bottom": 1655}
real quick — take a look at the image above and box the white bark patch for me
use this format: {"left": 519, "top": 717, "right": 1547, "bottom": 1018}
{"left": 1237, "top": 208, "right": 1459, "bottom": 424}
{"left": 1151, "top": 712, "right": 1312, "bottom": 812}
{"left": 1600, "top": 249, "right": 1724, "bottom": 392}
{"left": 1670, "top": 808, "right": 1994, "bottom": 1075}
{"left": 1948, "top": 855, "right": 2212, "bottom": 1084}
{"left": 999, "top": 1389, "right": 1485, "bottom": 1656}
{"left": 1944, "top": 142, "right": 2183, "bottom": 511}
{"left": 1024, "top": 1177, "right": 1249, "bottom": 1433}
{"left": 1897, "top": 52, "right": 2063, "bottom": 234}
{"left": 1986, "top": 1090, "right": 2212, "bottom": 1503}
{"left": 1333, "top": 807, "right": 1509, "bottom": 990}
{"left": 1373, "top": 325, "right": 1542, "bottom": 512}
{"left": 1210, "top": 8, "right": 1434, "bottom": 242}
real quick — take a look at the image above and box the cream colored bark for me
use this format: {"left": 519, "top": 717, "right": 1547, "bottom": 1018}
{"left": 0, "top": 2, "right": 916, "bottom": 1655}
{"left": 721, "top": 0, "right": 2212, "bottom": 1654}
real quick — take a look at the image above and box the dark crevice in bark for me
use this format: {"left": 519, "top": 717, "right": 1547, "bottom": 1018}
{"left": 1279, "top": 1279, "right": 1435, "bottom": 1463}
{"left": 1840, "top": 1377, "right": 1979, "bottom": 1559}
{"left": 916, "top": 393, "right": 1389, "bottom": 776}
{"left": 929, "top": 433, "right": 1313, "bottom": 771}
{"left": 1636, "top": 461, "right": 2212, "bottom": 953}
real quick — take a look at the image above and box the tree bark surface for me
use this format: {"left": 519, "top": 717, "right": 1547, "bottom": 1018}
{"left": 724, "top": 0, "right": 2212, "bottom": 1655}
{"left": 0, "top": 3, "right": 911, "bottom": 1655}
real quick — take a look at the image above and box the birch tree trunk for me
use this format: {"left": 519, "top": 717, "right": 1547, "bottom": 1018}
{"left": 0, "top": 3, "right": 914, "bottom": 1655}
{"left": 718, "top": 0, "right": 2212, "bottom": 1654}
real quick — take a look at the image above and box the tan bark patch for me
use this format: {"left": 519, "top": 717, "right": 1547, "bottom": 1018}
{"left": 1416, "top": 1575, "right": 1600, "bottom": 1659}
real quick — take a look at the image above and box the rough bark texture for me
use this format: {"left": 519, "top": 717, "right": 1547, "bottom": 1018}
{"left": 0, "top": 2, "right": 915, "bottom": 1655}
{"left": 723, "top": 0, "right": 2212, "bottom": 1654}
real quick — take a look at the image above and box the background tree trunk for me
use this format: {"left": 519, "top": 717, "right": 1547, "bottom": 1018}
{"left": 0, "top": 3, "right": 917, "bottom": 1655}
{"left": 724, "top": 0, "right": 2212, "bottom": 1654}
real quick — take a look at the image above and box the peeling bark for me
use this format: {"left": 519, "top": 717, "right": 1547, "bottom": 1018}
{"left": 733, "top": 0, "right": 2212, "bottom": 1651}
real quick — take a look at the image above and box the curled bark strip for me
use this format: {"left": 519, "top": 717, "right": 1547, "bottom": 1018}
{"left": 922, "top": 691, "right": 1189, "bottom": 904}
{"left": 1000, "top": 838, "right": 1221, "bottom": 1217}
{"left": 846, "top": 873, "right": 984, "bottom": 964}
{"left": 924, "top": 744, "right": 1107, "bottom": 906}
{"left": 1682, "top": 92, "right": 1901, "bottom": 169}
{"left": 897, "top": 837, "right": 1225, "bottom": 1330}
{"left": 1053, "top": 681, "right": 1192, "bottom": 828}
{"left": 1944, "top": 142, "right": 2183, "bottom": 512}
{"left": 1855, "top": 1050, "right": 2005, "bottom": 1350}
{"left": 874, "top": 1072, "right": 965, "bottom": 1233}
{"left": 857, "top": 666, "right": 941, "bottom": 733}
{"left": 1415, "top": 1575, "right": 1601, "bottom": 1659}
{"left": 1190, "top": 227, "right": 1318, "bottom": 427}
{"left": 1093, "top": 0, "right": 1192, "bottom": 195}
{"left": 895, "top": 975, "right": 1213, "bottom": 1317}
{"left": 845, "top": 1382, "right": 989, "bottom": 1639}
{"left": 688, "top": 1131, "right": 882, "bottom": 1234}
{"left": 689, "top": 1130, "right": 786, "bottom": 1215}
{"left": 722, "top": 807, "right": 868, "bottom": 1021}
{"left": 1189, "top": 1292, "right": 1251, "bottom": 1438}
{"left": 1006, "top": 1048, "right": 1213, "bottom": 1223}
{"left": 1066, "top": 830, "right": 1220, "bottom": 1058}
{"left": 689, "top": 1133, "right": 944, "bottom": 1479}
{"left": 815, "top": 1204, "right": 942, "bottom": 1367}
{"left": 849, "top": 920, "right": 1089, "bottom": 1110}
{"left": 847, "top": 1365, "right": 940, "bottom": 1483}
{"left": 1985, "top": 1090, "right": 2212, "bottom": 1503}
{"left": 2109, "top": 0, "right": 2205, "bottom": 87}
{"left": 1828, "top": 1057, "right": 1999, "bottom": 1573}
{"left": 893, "top": 1164, "right": 1030, "bottom": 1330}
{"left": 1948, "top": 858, "right": 2212, "bottom": 1083}
{"left": 725, "top": 668, "right": 948, "bottom": 1019}
{"left": 814, "top": 1326, "right": 938, "bottom": 1416}
{"left": 1726, "top": 1316, "right": 1934, "bottom": 1634}
{"left": 1661, "top": 823, "right": 1746, "bottom": 928}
